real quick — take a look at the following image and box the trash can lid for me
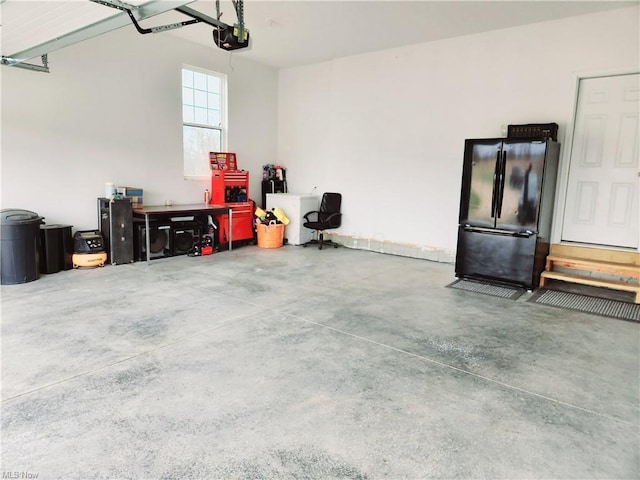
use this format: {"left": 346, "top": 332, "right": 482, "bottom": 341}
{"left": 40, "top": 224, "right": 72, "bottom": 230}
{"left": 0, "top": 209, "right": 44, "bottom": 225}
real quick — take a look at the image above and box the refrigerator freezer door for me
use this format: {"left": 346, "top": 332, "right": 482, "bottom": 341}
{"left": 496, "top": 140, "right": 547, "bottom": 232}
{"left": 459, "top": 139, "right": 503, "bottom": 228}
{"left": 455, "top": 227, "right": 539, "bottom": 288}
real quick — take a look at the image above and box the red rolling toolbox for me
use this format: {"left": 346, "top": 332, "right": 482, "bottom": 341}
{"left": 210, "top": 170, "right": 249, "bottom": 204}
{"left": 209, "top": 162, "right": 254, "bottom": 245}
{"left": 215, "top": 201, "right": 254, "bottom": 245}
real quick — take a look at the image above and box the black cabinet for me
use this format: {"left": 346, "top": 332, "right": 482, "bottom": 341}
{"left": 261, "top": 179, "right": 287, "bottom": 209}
{"left": 98, "top": 198, "right": 134, "bottom": 265}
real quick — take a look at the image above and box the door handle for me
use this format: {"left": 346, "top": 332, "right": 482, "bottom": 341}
{"left": 490, "top": 150, "right": 501, "bottom": 218}
{"left": 496, "top": 151, "right": 507, "bottom": 218}
{"left": 464, "top": 225, "right": 534, "bottom": 237}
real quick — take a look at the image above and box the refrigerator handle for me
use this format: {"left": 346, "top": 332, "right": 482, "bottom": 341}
{"left": 490, "top": 150, "right": 501, "bottom": 218}
{"left": 463, "top": 225, "right": 534, "bottom": 237}
{"left": 496, "top": 150, "right": 507, "bottom": 218}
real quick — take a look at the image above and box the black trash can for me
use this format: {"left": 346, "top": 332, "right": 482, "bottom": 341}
{"left": 0, "top": 209, "right": 44, "bottom": 284}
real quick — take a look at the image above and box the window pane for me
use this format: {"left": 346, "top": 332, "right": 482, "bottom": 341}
{"left": 183, "top": 125, "right": 222, "bottom": 177}
{"left": 194, "top": 107, "right": 208, "bottom": 125}
{"left": 207, "top": 75, "right": 221, "bottom": 93}
{"left": 182, "top": 69, "right": 193, "bottom": 88}
{"left": 208, "top": 110, "right": 221, "bottom": 126}
{"left": 207, "top": 92, "right": 220, "bottom": 110}
{"left": 194, "top": 72, "right": 207, "bottom": 91}
{"left": 194, "top": 89, "right": 207, "bottom": 109}
{"left": 182, "top": 86, "right": 194, "bottom": 106}
{"left": 182, "top": 105, "right": 194, "bottom": 123}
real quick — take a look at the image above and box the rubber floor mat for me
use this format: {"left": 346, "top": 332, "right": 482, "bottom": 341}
{"left": 447, "top": 278, "right": 526, "bottom": 300}
{"left": 528, "top": 288, "right": 639, "bottom": 322}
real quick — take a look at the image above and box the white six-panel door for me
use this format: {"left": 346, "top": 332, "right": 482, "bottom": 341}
{"left": 562, "top": 73, "right": 639, "bottom": 249}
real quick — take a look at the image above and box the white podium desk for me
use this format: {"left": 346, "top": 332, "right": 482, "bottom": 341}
{"left": 266, "top": 193, "right": 320, "bottom": 245}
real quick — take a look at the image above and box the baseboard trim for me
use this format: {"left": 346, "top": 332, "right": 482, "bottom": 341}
{"left": 326, "top": 234, "right": 455, "bottom": 263}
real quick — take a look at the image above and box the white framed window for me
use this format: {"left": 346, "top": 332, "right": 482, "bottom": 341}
{"left": 182, "top": 66, "right": 227, "bottom": 177}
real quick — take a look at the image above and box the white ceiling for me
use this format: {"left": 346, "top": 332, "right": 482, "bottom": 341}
{"left": 172, "top": 1, "right": 638, "bottom": 68}
{"left": 1, "top": 1, "right": 637, "bottom": 70}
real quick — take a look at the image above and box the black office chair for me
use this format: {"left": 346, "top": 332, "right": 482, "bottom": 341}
{"left": 302, "top": 192, "right": 342, "bottom": 249}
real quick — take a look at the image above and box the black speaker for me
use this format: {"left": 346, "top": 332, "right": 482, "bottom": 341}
{"left": 98, "top": 197, "right": 134, "bottom": 265}
{"left": 172, "top": 223, "right": 200, "bottom": 256}
{"left": 40, "top": 224, "right": 73, "bottom": 274}
{"left": 135, "top": 224, "right": 171, "bottom": 261}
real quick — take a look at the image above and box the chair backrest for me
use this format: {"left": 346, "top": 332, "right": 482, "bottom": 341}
{"left": 319, "top": 192, "right": 342, "bottom": 227}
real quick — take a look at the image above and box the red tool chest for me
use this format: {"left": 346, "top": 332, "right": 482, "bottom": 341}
{"left": 215, "top": 202, "right": 254, "bottom": 245}
{"left": 210, "top": 170, "right": 249, "bottom": 203}
{"left": 209, "top": 168, "right": 254, "bottom": 245}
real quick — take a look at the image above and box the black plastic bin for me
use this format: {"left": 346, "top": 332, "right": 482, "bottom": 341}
{"left": 0, "top": 209, "right": 44, "bottom": 284}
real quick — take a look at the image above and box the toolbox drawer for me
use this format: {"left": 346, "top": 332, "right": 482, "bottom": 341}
{"left": 215, "top": 203, "right": 254, "bottom": 244}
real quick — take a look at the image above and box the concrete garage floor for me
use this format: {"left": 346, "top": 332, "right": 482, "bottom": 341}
{"left": 1, "top": 246, "right": 638, "bottom": 479}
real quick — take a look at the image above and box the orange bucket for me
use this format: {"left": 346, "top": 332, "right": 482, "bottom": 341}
{"left": 257, "top": 223, "right": 284, "bottom": 248}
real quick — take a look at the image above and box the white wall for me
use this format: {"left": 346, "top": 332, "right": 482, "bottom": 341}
{"left": 1, "top": 27, "right": 278, "bottom": 230}
{"left": 2, "top": 7, "right": 638, "bottom": 258}
{"left": 278, "top": 6, "right": 639, "bottom": 260}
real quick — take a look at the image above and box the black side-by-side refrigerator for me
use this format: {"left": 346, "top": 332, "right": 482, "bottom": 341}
{"left": 455, "top": 138, "right": 560, "bottom": 289}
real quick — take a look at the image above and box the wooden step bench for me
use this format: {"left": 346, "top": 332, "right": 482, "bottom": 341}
{"left": 544, "top": 255, "right": 640, "bottom": 279}
{"left": 540, "top": 271, "right": 640, "bottom": 302}
{"left": 540, "top": 245, "right": 640, "bottom": 303}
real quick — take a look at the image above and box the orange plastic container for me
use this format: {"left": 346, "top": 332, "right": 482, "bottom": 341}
{"left": 257, "top": 223, "right": 284, "bottom": 248}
